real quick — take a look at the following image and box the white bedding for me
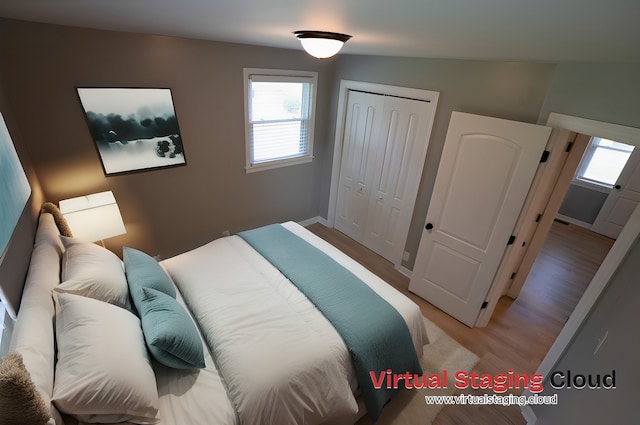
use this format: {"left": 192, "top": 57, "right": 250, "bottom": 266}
{"left": 161, "top": 222, "right": 428, "bottom": 425}
{"left": 152, "top": 290, "right": 238, "bottom": 425}
{"left": 13, "top": 214, "right": 427, "bottom": 425}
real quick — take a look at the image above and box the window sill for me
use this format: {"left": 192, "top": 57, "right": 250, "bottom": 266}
{"left": 571, "top": 178, "right": 612, "bottom": 194}
{"left": 245, "top": 156, "right": 313, "bottom": 173}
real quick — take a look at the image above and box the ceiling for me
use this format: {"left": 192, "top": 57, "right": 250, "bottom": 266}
{"left": 1, "top": 0, "right": 639, "bottom": 63}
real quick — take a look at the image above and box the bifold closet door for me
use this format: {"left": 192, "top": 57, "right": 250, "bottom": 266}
{"left": 335, "top": 90, "right": 434, "bottom": 264}
{"left": 363, "top": 96, "right": 434, "bottom": 262}
{"left": 334, "top": 91, "right": 385, "bottom": 243}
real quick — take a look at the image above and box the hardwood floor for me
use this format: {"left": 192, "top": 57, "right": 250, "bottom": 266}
{"left": 306, "top": 220, "right": 614, "bottom": 425}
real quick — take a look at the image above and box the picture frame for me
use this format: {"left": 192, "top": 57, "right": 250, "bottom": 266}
{"left": 77, "top": 87, "right": 186, "bottom": 175}
{"left": 0, "top": 112, "right": 31, "bottom": 259}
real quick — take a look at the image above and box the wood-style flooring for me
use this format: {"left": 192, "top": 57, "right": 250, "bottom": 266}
{"left": 306, "top": 220, "right": 614, "bottom": 425}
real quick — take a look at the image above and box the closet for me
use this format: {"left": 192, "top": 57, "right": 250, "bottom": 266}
{"left": 333, "top": 87, "right": 436, "bottom": 265}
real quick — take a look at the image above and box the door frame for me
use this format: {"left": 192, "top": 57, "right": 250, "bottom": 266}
{"left": 474, "top": 127, "right": 581, "bottom": 326}
{"left": 327, "top": 80, "right": 439, "bottom": 268}
{"left": 476, "top": 113, "right": 640, "bottom": 327}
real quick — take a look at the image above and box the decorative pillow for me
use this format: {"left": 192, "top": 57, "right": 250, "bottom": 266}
{"left": 55, "top": 237, "right": 129, "bottom": 308}
{"left": 123, "top": 247, "right": 176, "bottom": 312}
{"left": 52, "top": 292, "right": 159, "bottom": 424}
{"left": 138, "top": 287, "right": 205, "bottom": 369}
{"left": 0, "top": 352, "right": 50, "bottom": 425}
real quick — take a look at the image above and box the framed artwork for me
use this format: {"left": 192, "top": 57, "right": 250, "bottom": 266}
{"left": 0, "top": 112, "right": 31, "bottom": 259}
{"left": 77, "top": 88, "right": 186, "bottom": 175}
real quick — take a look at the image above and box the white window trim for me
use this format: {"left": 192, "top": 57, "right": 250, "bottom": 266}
{"left": 573, "top": 136, "right": 632, "bottom": 191}
{"left": 243, "top": 68, "right": 318, "bottom": 173}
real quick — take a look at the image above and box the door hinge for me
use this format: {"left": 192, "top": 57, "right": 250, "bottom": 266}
{"left": 536, "top": 213, "right": 542, "bottom": 223}
{"left": 540, "top": 150, "right": 550, "bottom": 163}
{"left": 566, "top": 141, "right": 574, "bottom": 152}
{"left": 507, "top": 235, "right": 516, "bottom": 245}
{"left": 481, "top": 301, "right": 488, "bottom": 309}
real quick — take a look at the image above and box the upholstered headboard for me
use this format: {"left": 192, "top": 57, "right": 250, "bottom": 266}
{"left": 8, "top": 212, "right": 65, "bottom": 424}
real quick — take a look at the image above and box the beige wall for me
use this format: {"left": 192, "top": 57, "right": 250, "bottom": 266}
{"left": 0, "top": 18, "right": 337, "bottom": 259}
{"left": 327, "top": 55, "right": 557, "bottom": 268}
{"left": 0, "top": 18, "right": 559, "bottom": 270}
{"left": 2, "top": 18, "right": 635, "bottom": 309}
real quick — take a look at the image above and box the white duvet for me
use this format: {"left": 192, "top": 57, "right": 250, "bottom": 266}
{"left": 161, "top": 222, "right": 428, "bottom": 425}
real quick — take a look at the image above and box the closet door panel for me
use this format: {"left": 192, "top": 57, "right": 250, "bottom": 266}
{"left": 334, "top": 91, "right": 385, "bottom": 242}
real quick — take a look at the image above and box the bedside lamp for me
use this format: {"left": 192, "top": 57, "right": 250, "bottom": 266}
{"left": 59, "top": 191, "right": 126, "bottom": 246}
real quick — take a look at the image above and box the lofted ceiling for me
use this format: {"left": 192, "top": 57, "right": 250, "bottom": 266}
{"left": 1, "top": 0, "right": 639, "bottom": 63}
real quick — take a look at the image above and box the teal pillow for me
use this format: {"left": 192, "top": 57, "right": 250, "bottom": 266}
{"left": 138, "top": 287, "right": 205, "bottom": 369}
{"left": 123, "top": 247, "right": 176, "bottom": 312}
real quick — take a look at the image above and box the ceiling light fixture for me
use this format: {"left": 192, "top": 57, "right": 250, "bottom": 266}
{"left": 293, "top": 30, "right": 352, "bottom": 59}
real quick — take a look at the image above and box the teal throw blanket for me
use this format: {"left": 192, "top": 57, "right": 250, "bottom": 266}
{"left": 238, "top": 224, "right": 422, "bottom": 421}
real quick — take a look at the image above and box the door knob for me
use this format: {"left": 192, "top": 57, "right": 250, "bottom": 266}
{"left": 425, "top": 222, "right": 434, "bottom": 230}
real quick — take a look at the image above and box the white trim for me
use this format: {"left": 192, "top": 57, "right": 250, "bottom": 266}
{"left": 554, "top": 213, "right": 593, "bottom": 230}
{"left": 570, "top": 177, "right": 612, "bottom": 194}
{"left": 297, "top": 216, "right": 328, "bottom": 227}
{"left": 243, "top": 68, "right": 318, "bottom": 173}
{"left": 396, "top": 265, "right": 413, "bottom": 279}
{"left": 521, "top": 405, "right": 537, "bottom": 425}
{"left": 547, "top": 113, "right": 640, "bottom": 147}
{"left": 0, "top": 286, "right": 16, "bottom": 320}
{"left": 245, "top": 156, "right": 313, "bottom": 173}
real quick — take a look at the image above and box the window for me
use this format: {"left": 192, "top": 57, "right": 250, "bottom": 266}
{"left": 244, "top": 68, "right": 317, "bottom": 172}
{"left": 575, "top": 137, "right": 634, "bottom": 188}
{"left": 0, "top": 297, "right": 12, "bottom": 357}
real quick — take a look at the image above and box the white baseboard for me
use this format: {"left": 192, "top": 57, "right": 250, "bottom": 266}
{"left": 396, "top": 264, "right": 413, "bottom": 279}
{"left": 298, "top": 216, "right": 329, "bottom": 227}
{"left": 555, "top": 213, "right": 593, "bottom": 230}
{"left": 521, "top": 405, "right": 536, "bottom": 424}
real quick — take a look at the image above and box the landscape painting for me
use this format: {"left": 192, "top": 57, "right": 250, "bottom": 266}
{"left": 77, "top": 88, "right": 186, "bottom": 175}
{"left": 0, "top": 112, "right": 31, "bottom": 258}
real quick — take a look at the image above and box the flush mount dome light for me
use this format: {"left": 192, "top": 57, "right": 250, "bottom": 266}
{"left": 294, "top": 30, "right": 352, "bottom": 59}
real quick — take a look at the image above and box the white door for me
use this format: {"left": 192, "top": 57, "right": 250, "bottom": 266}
{"left": 409, "top": 112, "right": 551, "bottom": 326}
{"left": 334, "top": 91, "right": 385, "bottom": 242}
{"left": 592, "top": 147, "right": 640, "bottom": 239}
{"left": 363, "top": 96, "right": 435, "bottom": 262}
{"left": 335, "top": 89, "right": 435, "bottom": 264}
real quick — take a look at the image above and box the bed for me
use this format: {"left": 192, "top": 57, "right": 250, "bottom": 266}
{"left": 4, "top": 211, "right": 429, "bottom": 425}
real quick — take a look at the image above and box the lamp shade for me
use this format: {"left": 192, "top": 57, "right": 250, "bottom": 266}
{"left": 59, "top": 191, "right": 126, "bottom": 243}
{"left": 294, "top": 31, "right": 351, "bottom": 59}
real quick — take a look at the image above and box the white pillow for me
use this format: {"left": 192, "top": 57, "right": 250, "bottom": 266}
{"left": 52, "top": 292, "right": 159, "bottom": 424}
{"left": 55, "top": 237, "right": 130, "bottom": 308}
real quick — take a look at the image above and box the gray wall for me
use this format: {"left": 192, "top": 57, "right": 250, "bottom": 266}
{"left": 532, "top": 234, "right": 640, "bottom": 424}
{"left": 558, "top": 184, "right": 608, "bottom": 225}
{"left": 0, "top": 18, "right": 559, "bottom": 273}
{"left": 0, "top": 18, "right": 337, "bottom": 260}
{"left": 538, "top": 63, "right": 640, "bottom": 128}
{"left": 327, "top": 55, "right": 556, "bottom": 268}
